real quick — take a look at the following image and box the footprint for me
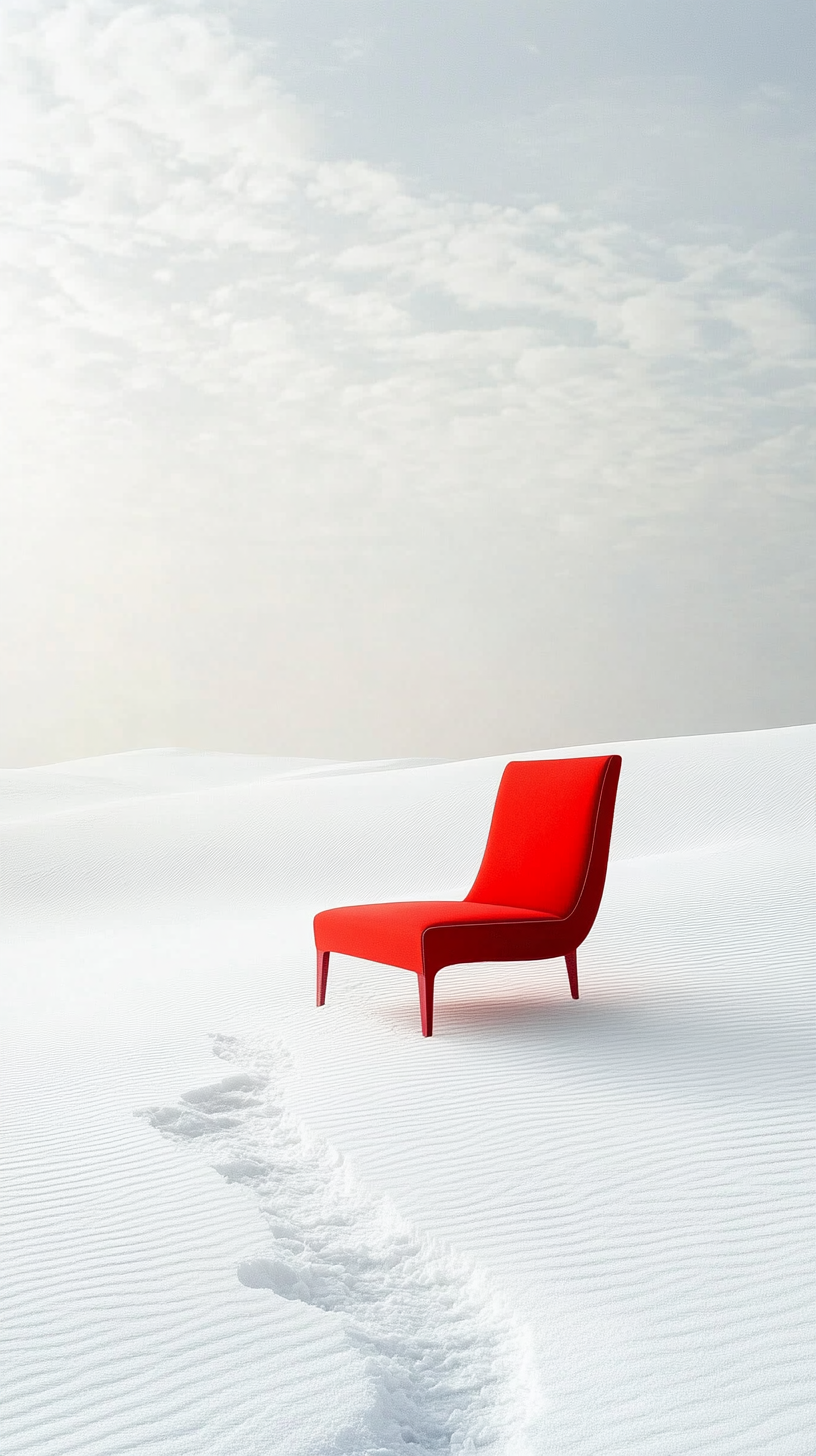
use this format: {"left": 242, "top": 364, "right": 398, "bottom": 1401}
{"left": 140, "top": 1033, "right": 539, "bottom": 1455}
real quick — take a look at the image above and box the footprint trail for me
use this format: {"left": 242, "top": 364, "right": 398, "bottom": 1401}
{"left": 141, "top": 1034, "right": 539, "bottom": 1456}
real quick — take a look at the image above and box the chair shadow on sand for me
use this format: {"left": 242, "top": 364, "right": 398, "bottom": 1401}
{"left": 374, "top": 962, "right": 811, "bottom": 1102}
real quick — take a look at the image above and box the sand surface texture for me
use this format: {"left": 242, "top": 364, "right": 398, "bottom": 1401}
{"left": 1, "top": 729, "right": 814, "bottom": 1454}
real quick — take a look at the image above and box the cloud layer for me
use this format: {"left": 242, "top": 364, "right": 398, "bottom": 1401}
{"left": 1, "top": 0, "right": 814, "bottom": 762}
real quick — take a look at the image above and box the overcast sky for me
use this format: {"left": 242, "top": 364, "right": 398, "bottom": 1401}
{"left": 1, "top": 0, "right": 814, "bottom": 765}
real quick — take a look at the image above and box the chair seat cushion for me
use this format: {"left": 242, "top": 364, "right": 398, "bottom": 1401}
{"left": 314, "top": 899, "right": 557, "bottom": 974}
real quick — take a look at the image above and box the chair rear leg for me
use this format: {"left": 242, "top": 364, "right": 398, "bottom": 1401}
{"left": 418, "top": 972, "right": 437, "bottom": 1037}
{"left": 566, "top": 949, "right": 579, "bottom": 999}
{"left": 316, "top": 951, "right": 330, "bottom": 1007}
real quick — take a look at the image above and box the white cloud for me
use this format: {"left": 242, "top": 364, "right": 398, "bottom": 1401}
{"left": 716, "top": 293, "right": 814, "bottom": 359}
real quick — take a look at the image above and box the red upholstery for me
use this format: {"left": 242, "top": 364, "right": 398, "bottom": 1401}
{"left": 314, "top": 900, "right": 557, "bottom": 976}
{"left": 466, "top": 758, "right": 612, "bottom": 916}
{"left": 314, "top": 754, "right": 621, "bottom": 1036}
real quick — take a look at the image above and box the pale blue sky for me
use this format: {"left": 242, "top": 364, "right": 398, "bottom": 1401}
{"left": 245, "top": 0, "right": 816, "bottom": 229}
{"left": 1, "top": 0, "right": 814, "bottom": 763}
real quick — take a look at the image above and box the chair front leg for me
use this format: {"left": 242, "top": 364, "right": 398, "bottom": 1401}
{"left": 316, "top": 950, "right": 330, "bottom": 1007}
{"left": 418, "top": 971, "right": 437, "bottom": 1037}
{"left": 565, "top": 948, "right": 579, "bottom": 999}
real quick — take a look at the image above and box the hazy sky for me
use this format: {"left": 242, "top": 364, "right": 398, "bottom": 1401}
{"left": 1, "top": 0, "right": 814, "bottom": 765}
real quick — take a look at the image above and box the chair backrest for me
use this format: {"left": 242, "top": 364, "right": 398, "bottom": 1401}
{"left": 466, "top": 755, "right": 622, "bottom": 919}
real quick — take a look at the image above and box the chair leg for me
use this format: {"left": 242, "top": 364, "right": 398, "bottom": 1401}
{"left": 316, "top": 951, "right": 330, "bottom": 1007}
{"left": 418, "top": 972, "right": 436, "bottom": 1037}
{"left": 565, "top": 949, "right": 579, "bottom": 1000}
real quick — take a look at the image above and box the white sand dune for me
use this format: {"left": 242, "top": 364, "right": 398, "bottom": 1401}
{"left": 1, "top": 728, "right": 814, "bottom": 1454}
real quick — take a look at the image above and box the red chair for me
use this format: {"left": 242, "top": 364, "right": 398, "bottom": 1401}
{"left": 314, "top": 754, "right": 621, "bottom": 1036}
